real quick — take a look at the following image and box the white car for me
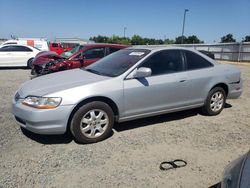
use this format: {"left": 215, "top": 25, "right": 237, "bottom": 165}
{"left": 0, "top": 44, "right": 40, "bottom": 68}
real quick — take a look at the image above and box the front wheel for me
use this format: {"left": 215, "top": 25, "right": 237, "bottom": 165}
{"left": 70, "top": 101, "right": 114, "bottom": 144}
{"left": 202, "top": 87, "right": 226, "bottom": 116}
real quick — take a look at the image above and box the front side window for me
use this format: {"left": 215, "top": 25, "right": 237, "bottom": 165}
{"left": 84, "top": 47, "right": 105, "bottom": 59}
{"left": 185, "top": 50, "right": 213, "bottom": 70}
{"left": 140, "top": 50, "right": 184, "bottom": 76}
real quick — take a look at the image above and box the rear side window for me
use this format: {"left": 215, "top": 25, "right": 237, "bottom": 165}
{"left": 185, "top": 51, "right": 213, "bottom": 70}
{"left": 109, "top": 47, "right": 120, "bottom": 54}
{"left": 0, "top": 46, "right": 13, "bottom": 51}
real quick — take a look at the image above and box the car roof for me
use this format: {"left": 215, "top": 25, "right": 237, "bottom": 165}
{"left": 2, "top": 44, "right": 34, "bottom": 48}
{"left": 127, "top": 45, "right": 218, "bottom": 64}
{"left": 127, "top": 45, "right": 198, "bottom": 51}
{"left": 83, "top": 43, "right": 128, "bottom": 48}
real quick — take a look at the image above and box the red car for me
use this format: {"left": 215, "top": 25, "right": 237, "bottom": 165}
{"left": 31, "top": 43, "right": 128, "bottom": 76}
{"left": 49, "top": 42, "right": 75, "bottom": 55}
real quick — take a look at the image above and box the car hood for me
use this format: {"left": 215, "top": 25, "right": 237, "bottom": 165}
{"left": 18, "top": 69, "right": 110, "bottom": 97}
{"left": 33, "top": 52, "right": 64, "bottom": 65}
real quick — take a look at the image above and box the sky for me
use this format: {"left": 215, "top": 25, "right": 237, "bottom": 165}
{"left": 0, "top": 0, "right": 249, "bottom": 43}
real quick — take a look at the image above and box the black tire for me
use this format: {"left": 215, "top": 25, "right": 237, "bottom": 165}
{"left": 70, "top": 101, "right": 114, "bottom": 144}
{"left": 202, "top": 87, "right": 226, "bottom": 116}
{"left": 27, "top": 58, "right": 34, "bottom": 69}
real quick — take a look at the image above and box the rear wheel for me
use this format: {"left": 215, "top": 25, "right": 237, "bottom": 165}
{"left": 202, "top": 87, "right": 226, "bottom": 116}
{"left": 70, "top": 101, "right": 114, "bottom": 144}
{"left": 27, "top": 58, "right": 34, "bottom": 69}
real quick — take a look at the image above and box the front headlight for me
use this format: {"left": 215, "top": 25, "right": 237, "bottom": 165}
{"left": 22, "top": 96, "right": 62, "bottom": 109}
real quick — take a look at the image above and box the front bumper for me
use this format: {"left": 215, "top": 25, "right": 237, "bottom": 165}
{"left": 12, "top": 99, "right": 75, "bottom": 135}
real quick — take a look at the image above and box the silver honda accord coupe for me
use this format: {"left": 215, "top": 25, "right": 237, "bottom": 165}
{"left": 12, "top": 46, "right": 242, "bottom": 143}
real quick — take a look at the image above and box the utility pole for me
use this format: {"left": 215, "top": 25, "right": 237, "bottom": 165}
{"left": 181, "top": 9, "right": 189, "bottom": 44}
{"left": 124, "top": 27, "right": 127, "bottom": 38}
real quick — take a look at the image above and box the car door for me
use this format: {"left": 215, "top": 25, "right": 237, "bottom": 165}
{"left": 183, "top": 50, "right": 214, "bottom": 104}
{"left": 123, "top": 49, "right": 189, "bottom": 118}
{"left": 0, "top": 46, "right": 13, "bottom": 66}
{"left": 11, "top": 46, "right": 33, "bottom": 66}
{"left": 83, "top": 47, "right": 106, "bottom": 66}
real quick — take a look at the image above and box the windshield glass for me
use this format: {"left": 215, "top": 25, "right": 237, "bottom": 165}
{"left": 70, "top": 45, "right": 84, "bottom": 54}
{"left": 84, "top": 49, "right": 150, "bottom": 77}
{"left": 62, "top": 45, "right": 85, "bottom": 58}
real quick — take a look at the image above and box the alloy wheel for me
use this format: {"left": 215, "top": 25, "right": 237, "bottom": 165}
{"left": 210, "top": 91, "right": 224, "bottom": 112}
{"left": 80, "top": 109, "right": 109, "bottom": 138}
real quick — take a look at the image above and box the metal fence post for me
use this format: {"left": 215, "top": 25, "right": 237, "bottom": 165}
{"left": 238, "top": 42, "right": 243, "bottom": 62}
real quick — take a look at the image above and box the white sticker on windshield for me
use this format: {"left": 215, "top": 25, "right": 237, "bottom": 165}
{"left": 129, "top": 52, "right": 145, "bottom": 56}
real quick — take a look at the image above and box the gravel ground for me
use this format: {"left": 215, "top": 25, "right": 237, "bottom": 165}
{"left": 0, "top": 62, "right": 250, "bottom": 188}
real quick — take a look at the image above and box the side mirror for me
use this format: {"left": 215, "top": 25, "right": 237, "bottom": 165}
{"left": 133, "top": 67, "right": 152, "bottom": 78}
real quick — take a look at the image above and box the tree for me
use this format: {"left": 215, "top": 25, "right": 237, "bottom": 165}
{"left": 89, "top": 35, "right": 109, "bottom": 43}
{"left": 175, "top": 36, "right": 186, "bottom": 44}
{"left": 164, "top": 39, "right": 175, "bottom": 44}
{"left": 243, "top": 35, "right": 250, "bottom": 42}
{"left": 175, "top": 35, "right": 203, "bottom": 44}
{"left": 131, "top": 35, "right": 144, "bottom": 45}
{"left": 186, "top": 35, "right": 203, "bottom": 44}
{"left": 220, "top": 34, "right": 236, "bottom": 43}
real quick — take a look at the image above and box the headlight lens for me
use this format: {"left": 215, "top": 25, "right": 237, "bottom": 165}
{"left": 22, "top": 96, "right": 62, "bottom": 109}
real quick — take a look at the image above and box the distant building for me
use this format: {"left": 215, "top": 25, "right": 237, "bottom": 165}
{"left": 0, "top": 38, "right": 8, "bottom": 45}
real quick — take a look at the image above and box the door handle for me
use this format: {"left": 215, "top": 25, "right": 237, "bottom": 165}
{"left": 179, "top": 78, "right": 187, "bottom": 82}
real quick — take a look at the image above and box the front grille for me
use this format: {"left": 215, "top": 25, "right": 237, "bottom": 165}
{"left": 15, "top": 116, "right": 26, "bottom": 125}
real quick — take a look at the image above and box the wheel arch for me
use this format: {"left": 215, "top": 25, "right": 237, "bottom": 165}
{"left": 66, "top": 96, "right": 119, "bottom": 132}
{"left": 210, "top": 83, "right": 229, "bottom": 96}
{"left": 27, "top": 57, "right": 34, "bottom": 68}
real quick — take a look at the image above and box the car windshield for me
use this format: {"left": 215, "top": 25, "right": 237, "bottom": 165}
{"left": 62, "top": 45, "right": 84, "bottom": 58}
{"left": 70, "top": 45, "right": 84, "bottom": 54}
{"left": 84, "top": 49, "right": 150, "bottom": 77}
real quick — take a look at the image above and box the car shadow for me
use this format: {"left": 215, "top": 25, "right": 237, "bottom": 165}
{"left": 114, "top": 108, "right": 200, "bottom": 132}
{"left": 21, "top": 127, "right": 74, "bottom": 144}
{"left": 0, "top": 67, "right": 29, "bottom": 70}
{"left": 224, "top": 103, "right": 232, "bottom": 108}
{"left": 114, "top": 102, "right": 232, "bottom": 132}
{"left": 21, "top": 127, "right": 114, "bottom": 145}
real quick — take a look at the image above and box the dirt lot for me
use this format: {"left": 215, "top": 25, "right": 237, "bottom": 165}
{"left": 0, "top": 62, "right": 249, "bottom": 188}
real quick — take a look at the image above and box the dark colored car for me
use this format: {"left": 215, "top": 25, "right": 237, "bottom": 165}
{"left": 31, "top": 43, "right": 128, "bottom": 76}
{"left": 210, "top": 150, "right": 250, "bottom": 188}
